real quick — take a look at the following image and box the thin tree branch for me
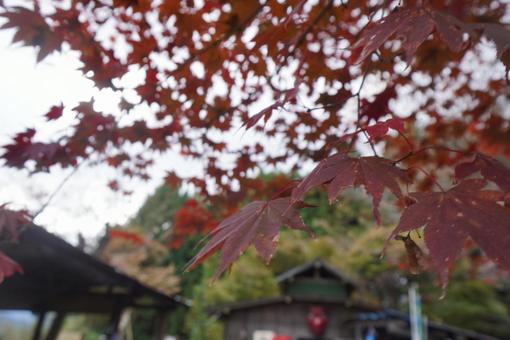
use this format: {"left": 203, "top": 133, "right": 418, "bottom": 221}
{"left": 393, "top": 145, "right": 469, "bottom": 164}
{"left": 32, "top": 164, "right": 82, "bottom": 220}
{"left": 281, "top": 0, "right": 334, "bottom": 66}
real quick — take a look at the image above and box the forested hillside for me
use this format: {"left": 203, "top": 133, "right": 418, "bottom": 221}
{"left": 99, "top": 182, "right": 510, "bottom": 339}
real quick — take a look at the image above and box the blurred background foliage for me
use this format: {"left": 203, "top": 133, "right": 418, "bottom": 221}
{"left": 66, "top": 178, "right": 510, "bottom": 339}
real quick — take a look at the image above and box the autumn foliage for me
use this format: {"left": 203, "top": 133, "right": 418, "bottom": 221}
{"left": 168, "top": 199, "right": 217, "bottom": 249}
{"left": 1, "top": 0, "right": 510, "bottom": 287}
{"left": 0, "top": 206, "right": 31, "bottom": 282}
{"left": 100, "top": 228, "right": 180, "bottom": 295}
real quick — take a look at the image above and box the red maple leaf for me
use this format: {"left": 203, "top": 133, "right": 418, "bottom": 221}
{"left": 45, "top": 104, "right": 64, "bottom": 121}
{"left": 355, "top": 7, "right": 465, "bottom": 64}
{"left": 477, "top": 24, "right": 510, "bottom": 73}
{"left": 3, "top": 129, "right": 67, "bottom": 170}
{"left": 1, "top": 7, "right": 62, "bottom": 61}
{"left": 243, "top": 103, "right": 280, "bottom": 130}
{"left": 456, "top": 153, "right": 510, "bottom": 193}
{"left": 0, "top": 251, "right": 23, "bottom": 283}
{"left": 169, "top": 199, "right": 217, "bottom": 249}
{"left": 0, "top": 206, "right": 31, "bottom": 242}
{"left": 0, "top": 206, "right": 30, "bottom": 283}
{"left": 470, "top": 24, "right": 510, "bottom": 58}
{"left": 2, "top": 136, "right": 66, "bottom": 170}
{"left": 186, "top": 197, "right": 313, "bottom": 278}
{"left": 291, "top": 154, "right": 408, "bottom": 223}
{"left": 360, "top": 85, "right": 397, "bottom": 122}
{"left": 365, "top": 117, "right": 405, "bottom": 140}
{"left": 340, "top": 117, "right": 405, "bottom": 143}
{"left": 109, "top": 229, "right": 145, "bottom": 245}
{"left": 387, "top": 179, "right": 510, "bottom": 286}
{"left": 242, "top": 87, "right": 299, "bottom": 129}
{"left": 164, "top": 171, "right": 183, "bottom": 189}
{"left": 1, "top": 129, "right": 35, "bottom": 168}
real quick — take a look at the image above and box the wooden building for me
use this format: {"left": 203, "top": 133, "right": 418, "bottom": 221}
{"left": 0, "top": 226, "right": 186, "bottom": 340}
{"left": 212, "top": 260, "right": 499, "bottom": 340}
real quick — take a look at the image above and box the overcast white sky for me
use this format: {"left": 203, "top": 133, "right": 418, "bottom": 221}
{"left": 0, "top": 30, "right": 183, "bottom": 243}
{"left": 0, "top": 28, "right": 285, "bottom": 244}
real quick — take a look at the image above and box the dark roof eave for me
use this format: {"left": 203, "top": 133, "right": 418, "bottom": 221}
{"left": 0, "top": 226, "right": 186, "bottom": 311}
{"left": 275, "top": 259, "right": 357, "bottom": 288}
{"left": 207, "top": 295, "right": 378, "bottom": 316}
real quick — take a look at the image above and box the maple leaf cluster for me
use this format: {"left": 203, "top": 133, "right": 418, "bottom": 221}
{"left": 186, "top": 197, "right": 313, "bottom": 279}
{"left": 1, "top": 0, "right": 510, "bottom": 287}
{"left": 166, "top": 199, "right": 217, "bottom": 249}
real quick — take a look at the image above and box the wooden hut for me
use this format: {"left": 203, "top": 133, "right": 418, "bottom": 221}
{"left": 0, "top": 226, "right": 186, "bottom": 340}
{"left": 212, "top": 259, "right": 499, "bottom": 340}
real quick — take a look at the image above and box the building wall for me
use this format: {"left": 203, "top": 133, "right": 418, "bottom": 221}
{"left": 222, "top": 302, "right": 361, "bottom": 340}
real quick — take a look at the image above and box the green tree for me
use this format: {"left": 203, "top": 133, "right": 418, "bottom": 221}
{"left": 128, "top": 186, "right": 188, "bottom": 237}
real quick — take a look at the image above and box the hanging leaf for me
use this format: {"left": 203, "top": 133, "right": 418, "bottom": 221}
{"left": 355, "top": 7, "right": 465, "bottom": 64}
{"left": 340, "top": 117, "right": 405, "bottom": 143}
{"left": 291, "top": 154, "right": 408, "bottom": 223}
{"left": 0, "top": 7, "right": 62, "bottom": 61}
{"left": 242, "top": 87, "right": 299, "bottom": 130}
{"left": 243, "top": 103, "right": 280, "bottom": 130}
{"left": 360, "top": 85, "right": 397, "bottom": 122}
{"left": 2, "top": 135, "right": 67, "bottom": 171}
{"left": 456, "top": 153, "right": 510, "bottom": 193}
{"left": 395, "top": 234, "right": 428, "bottom": 275}
{"left": 186, "top": 197, "right": 313, "bottom": 278}
{"left": 0, "top": 251, "right": 23, "bottom": 283}
{"left": 471, "top": 23, "right": 510, "bottom": 58}
{"left": 387, "top": 179, "right": 510, "bottom": 286}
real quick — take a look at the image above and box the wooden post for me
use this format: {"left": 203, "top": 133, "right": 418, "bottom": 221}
{"left": 45, "top": 313, "right": 66, "bottom": 340}
{"left": 105, "top": 304, "right": 124, "bottom": 340}
{"left": 153, "top": 309, "right": 168, "bottom": 340}
{"left": 32, "top": 311, "right": 46, "bottom": 340}
{"left": 354, "top": 323, "right": 363, "bottom": 340}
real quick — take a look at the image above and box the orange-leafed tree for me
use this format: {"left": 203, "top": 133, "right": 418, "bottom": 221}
{"left": 165, "top": 199, "right": 217, "bottom": 249}
{"left": 1, "top": 0, "right": 510, "bottom": 287}
{"left": 98, "top": 228, "right": 180, "bottom": 296}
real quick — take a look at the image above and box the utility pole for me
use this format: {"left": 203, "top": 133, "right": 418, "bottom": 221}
{"left": 409, "top": 282, "right": 425, "bottom": 340}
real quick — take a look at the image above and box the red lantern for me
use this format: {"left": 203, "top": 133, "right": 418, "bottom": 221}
{"left": 307, "top": 306, "right": 328, "bottom": 336}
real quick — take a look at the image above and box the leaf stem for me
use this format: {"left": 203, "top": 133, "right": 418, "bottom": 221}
{"left": 279, "top": 0, "right": 334, "bottom": 71}
{"left": 354, "top": 68, "right": 378, "bottom": 156}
